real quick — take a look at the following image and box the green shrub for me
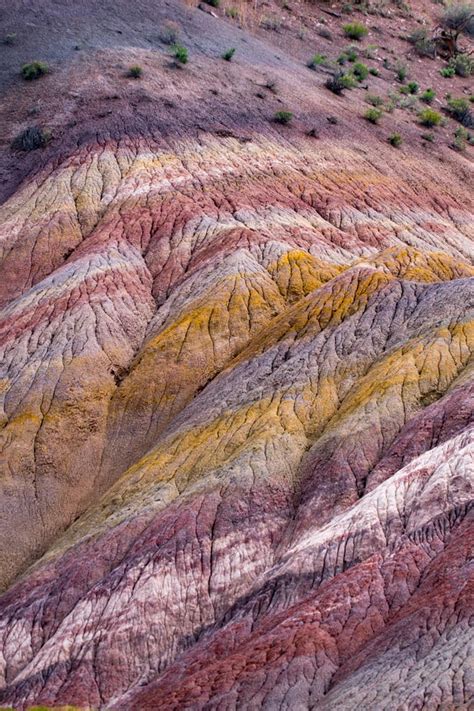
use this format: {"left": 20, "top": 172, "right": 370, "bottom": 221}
{"left": 21, "top": 61, "right": 49, "bottom": 80}
{"left": 446, "top": 98, "right": 473, "bottom": 127}
{"left": 419, "top": 108, "right": 442, "bottom": 126}
{"left": 421, "top": 132, "right": 435, "bottom": 142}
{"left": 222, "top": 48, "right": 236, "bottom": 61}
{"left": 440, "top": 66, "right": 455, "bottom": 77}
{"left": 421, "top": 88, "right": 436, "bottom": 104}
{"left": 388, "top": 132, "right": 402, "bottom": 147}
{"left": 369, "top": 66, "right": 380, "bottom": 76}
{"left": 307, "top": 53, "right": 327, "bottom": 69}
{"left": 343, "top": 22, "right": 368, "bottom": 40}
{"left": 406, "top": 81, "right": 419, "bottom": 94}
{"left": 453, "top": 126, "right": 469, "bottom": 150}
{"left": 325, "top": 71, "right": 356, "bottom": 94}
{"left": 396, "top": 63, "right": 407, "bottom": 82}
{"left": 448, "top": 53, "right": 474, "bottom": 77}
{"left": 353, "top": 62, "right": 369, "bottom": 81}
{"left": 274, "top": 110, "right": 293, "bottom": 124}
{"left": 365, "top": 93, "right": 384, "bottom": 106}
{"left": 128, "top": 65, "right": 143, "bottom": 78}
{"left": 204, "top": 0, "right": 220, "bottom": 6}
{"left": 172, "top": 44, "right": 188, "bottom": 64}
{"left": 11, "top": 125, "right": 51, "bottom": 151}
{"left": 342, "top": 73, "right": 358, "bottom": 88}
{"left": 226, "top": 7, "right": 240, "bottom": 18}
{"left": 364, "top": 107, "right": 383, "bottom": 123}
{"left": 345, "top": 46, "right": 358, "bottom": 62}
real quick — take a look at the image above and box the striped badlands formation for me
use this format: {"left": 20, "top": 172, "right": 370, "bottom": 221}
{"left": 0, "top": 1, "right": 473, "bottom": 709}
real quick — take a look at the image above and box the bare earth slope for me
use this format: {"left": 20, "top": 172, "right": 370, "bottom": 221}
{"left": 0, "top": 0, "right": 473, "bottom": 708}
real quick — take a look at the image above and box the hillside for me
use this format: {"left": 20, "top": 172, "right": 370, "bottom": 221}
{"left": 0, "top": 0, "right": 473, "bottom": 708}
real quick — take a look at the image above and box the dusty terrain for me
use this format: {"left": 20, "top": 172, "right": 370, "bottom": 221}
{"left": 0, "top": 0, "right": 473, "bottom": 708}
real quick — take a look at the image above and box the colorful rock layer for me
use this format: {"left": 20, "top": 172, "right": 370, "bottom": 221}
{"left": 0, "top": 123, "right": 473, "bottom": 710}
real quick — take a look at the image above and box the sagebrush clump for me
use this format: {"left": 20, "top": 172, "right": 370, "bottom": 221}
{"left": 448, "top": 53, "right": 474, "bottom": 77}
{"left": 11, "top": 126, "right": 51, "bottom": 151}
{"left": 353, "top": 62, "right": 369, "bottom": 81}
{"left": 421, "top": 88, "right": 436, "bottom": 104}
{"left": 388, "top": 132, "right": 403, "bottom": 147}
{"left": 343, "top": 22, "right": 368, "bottom": 40}
{"left": 419, "top": 108, "right": 442, "bottom": 127}
{"left": 364, "top": 107, "right": 383, "bottom": 124}
{"left": 325, "top": 72, "right": 356, "bottom": 94}
{"left": 307, "top": 54, "right": 327, "bottom": 69}
{"left": 274, "top": 110, "right": 293, "bottom": 125}
{"left": 160, "top": 21, "right": 180, "bottom": 45}
{"left": 21, "top": 61, "right": 49, "bottom": 80}
{"left": 446, "top": 98, "right": 474, "bottom": 127}
{"left": 407, "top": 28, "right": 436, "bottom": 57}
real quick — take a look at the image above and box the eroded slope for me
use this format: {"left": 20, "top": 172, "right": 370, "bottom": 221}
{"left": 0, "top": 0, "right": 473, "bottom": 708}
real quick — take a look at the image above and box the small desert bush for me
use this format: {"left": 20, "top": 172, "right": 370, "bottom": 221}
{"left": 369, "top": 66, "right": 380, "bottom": 76}
{"left": 365, "top": 93, "right": 384, "bottom": 106}
{"left": 421, "top": 88, "right": 436, "bottom": 103}
{"left": 453, "top": 126, "right": 470, "bottom": 150}
{"left": 325, "top": 71, "right": 356, "bottom": 94}
{"left": 160, "top": 21, "right": 180, "bottom": 45}
{"left": 396, "top": 63, "right": 408, "bottom": 82}
{"left": 345, "top": 46, "right": 358, "bottom": 62}
{"left": 388, "top": 132, "right": 403, "bottom": 147}
{"left": 307, "top": 53, "right": 327, "bottom": 69}
{"left": 446, "top": 98, "right": 473, "bottom": 127}
{"left": 343, "top": 22, "right": 368, "bottom": 40}
{"left": 260, "top": 15, "right": 282, "bottom": 31}
{"left": 353, "top": 62, "right": 369, "bottom": 81}
{"left": 204, "top": 0, "right": 220, "bottom": 6}
{"left": 128, "top": 65, "right": 143, "bottom": 78}
{"left": 21, "top": 61, "right": 49, "bottom": 80}
{"left": 265, "top": 78, "right": 278, "bottom": 93}
{"left": 407, "top": 28, "right": 436, "bottom": 57}
{"left": 172, "top": 45, "right": 188, "bottom": 64}
{"left": 222, "top": 48, "right": 236, "bottom": 61}
{"left": 448, "top": 53, "right": 474, "bottom": 77}
{"left": 364, "top": 107, "right": 383, "bottom": 123}
{"left": 274, "top": 110, "right": 293, "bottom": 124}
{"left": 11, "top": 126, "right": 51, "bottom": 151}
{"left": 226, "top": 7, "right": 240, "bottom": 18}
{"left": 419, "top": 108, "right": 442, "bottom": 126}
{"left": 440, "top": 65, "right": 455, "bottom": 77}
{"left": 363, "top": 44, "right": 378, "bottom": 59}
{"left": 3, "top": 33, "right": 17, "bottom": 46}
